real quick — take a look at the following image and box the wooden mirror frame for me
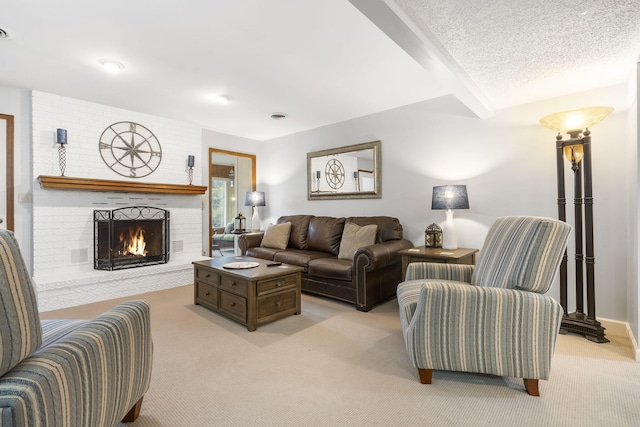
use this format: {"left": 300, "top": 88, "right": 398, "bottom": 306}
{"left": 1, "top": 114, "right": 14, "bottom": 231}
{"left": 307, "top": 140, "right": 381, "bottom": 200}
{"left": 208, "top": 148, "right": 256, "bottom": 256}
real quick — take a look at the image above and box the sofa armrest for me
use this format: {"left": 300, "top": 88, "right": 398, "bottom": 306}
{"left": 239, "top": 233, "right": 264, "bottom": 255}
{"left": 0, "top": 300, "right": 153, "bottom": 426}
{"left": 354, "top": 239, "right": 414, "bottom": 271}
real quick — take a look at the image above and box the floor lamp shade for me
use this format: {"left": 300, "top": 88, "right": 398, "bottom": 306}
{"left": 431, "top": 185, "right": 469, "bottom": 250}
{"left": 244, "top": 191, "right": 266, "bottom": 230}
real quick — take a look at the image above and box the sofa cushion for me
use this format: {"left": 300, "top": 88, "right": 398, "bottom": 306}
{"left": 278, "top": 215, "right": 313, "bottom": 249}
{"left": 307, "top": 216, "right": 345, "bottom": 255}
{"left": 338, "top": 222, "right": 378, "bottom": 260}
{"left": 347, "top": 216, "right": 404, "bottom": 242}
{"left": 261, "top": 222, "right": 292, "bottom": 250}
{"left": 308, "top": 257, "right": 353, "bottom": 281}
{"left": 274, "top": 249, "right": 334, "bottom": 271}
{"left": 0, "top": 230, "right": 43, "bottom": 377}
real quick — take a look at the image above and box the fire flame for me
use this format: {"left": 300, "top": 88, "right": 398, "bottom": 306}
{"left": 120, "top": 227, "right": 148, "bottom": 256}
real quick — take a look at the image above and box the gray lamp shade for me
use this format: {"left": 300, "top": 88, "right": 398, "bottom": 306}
{"left": 431, "top": 185, "right": 469, "bottom": 210}
{"left": 244, "top": 191, "right": 266, "bottom": 207}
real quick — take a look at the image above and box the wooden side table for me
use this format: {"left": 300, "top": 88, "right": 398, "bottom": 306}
{"left": 399, "top": 247, "right": 479, "bottom": 279}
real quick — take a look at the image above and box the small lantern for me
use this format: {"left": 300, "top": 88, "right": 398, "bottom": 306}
{"left": 425, "top": 223, "right": 443, "bottom": 248}
{"left": 233, "top": 212, "right": 246, "bottom": 233}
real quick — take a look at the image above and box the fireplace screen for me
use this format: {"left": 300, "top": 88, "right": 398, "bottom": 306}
{"left": 94, "top": 206, "right": 170, "bottom": 271}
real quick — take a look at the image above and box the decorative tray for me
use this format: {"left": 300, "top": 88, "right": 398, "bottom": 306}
{"left": 222, "top": 261, "right": 260, "bottom": 269}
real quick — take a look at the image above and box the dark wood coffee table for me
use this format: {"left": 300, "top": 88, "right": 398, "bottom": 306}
{"left": 193, "top": 256, "right": 303, "bottom": 331}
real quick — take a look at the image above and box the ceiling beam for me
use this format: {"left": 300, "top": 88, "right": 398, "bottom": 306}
{"left": 349, "top": 0, "right": 495, "bottom": 119}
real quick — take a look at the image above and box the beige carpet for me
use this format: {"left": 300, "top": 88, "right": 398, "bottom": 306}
{"left": 41, "top": 285, "right": 640, "bottom": 427}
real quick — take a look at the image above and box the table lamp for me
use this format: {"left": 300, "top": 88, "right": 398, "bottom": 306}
{"left": 244, "top": 191, "right": 266, "bottom": 231}
{"left": 431, "top": 185, "right": 469, "bottom": 250}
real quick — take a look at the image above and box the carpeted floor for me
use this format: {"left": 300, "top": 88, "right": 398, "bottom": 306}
{"left": 41, "top": 285, "right": 640, "bottom": 427}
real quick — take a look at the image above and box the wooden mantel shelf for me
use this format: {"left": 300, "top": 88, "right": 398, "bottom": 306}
{"left": 38, "top": 176, "right": 207, "bottom": 195}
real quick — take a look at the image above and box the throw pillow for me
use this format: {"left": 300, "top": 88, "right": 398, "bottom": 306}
{"left": 338, "top": 222, "right": 377, "bottom": 260}
{"left": 224, "top": 222, "right": 234, "bottom": 234}
{"left": 260, "top": 222, "right": 292, "bottom": 250}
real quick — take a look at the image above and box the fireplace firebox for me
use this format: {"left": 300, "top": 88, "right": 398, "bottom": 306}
{"left": 94, "top": 206, "right": 170, "bottom": 271}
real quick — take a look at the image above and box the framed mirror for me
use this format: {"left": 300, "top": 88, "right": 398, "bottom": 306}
{"left": 307, "top": 140, "right": 381, "bottom": 200}
{"left": 208, "top": 148, "right": 256, "bottom": 256}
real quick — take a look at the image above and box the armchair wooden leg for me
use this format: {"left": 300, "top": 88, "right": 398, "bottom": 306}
{"left": 523, "top": 379, "right": 540, "bottom": 396}
{"left": 122, "top": 396, "right": 144, "bottom": 422}
{"left": 418, "top": 368, "right": 433, "bottom": 384}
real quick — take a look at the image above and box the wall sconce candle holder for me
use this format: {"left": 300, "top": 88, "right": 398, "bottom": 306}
{"left": 56, "top": 128, "right": 67, "bottom": 176}
{"left": 187, "top": 155, "right": 195, "bottom": 185}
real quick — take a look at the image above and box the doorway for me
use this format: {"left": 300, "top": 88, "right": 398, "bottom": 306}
{"left": 208, "top": 148, "right": 255, "bottom": 256}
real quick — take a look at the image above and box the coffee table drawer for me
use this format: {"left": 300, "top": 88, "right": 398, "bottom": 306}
{"left": 257, "top": 274, "right": 297, "bottom": 295}
{"left": 257, "top": 289, "right": 297, "bottom": 319}
{"left": 196, "top": 282, "right": 218, "bottom": 307}
{"left": 219, "top": 275, "right": 248, "bottom": 294}
{"left": 219, "top": 290, "right": 246, "bottom": 321}
{"left": 195, "top": 267, "right": 219, "bottom": 286}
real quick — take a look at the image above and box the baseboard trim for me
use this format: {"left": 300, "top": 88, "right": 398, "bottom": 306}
{"left": 600, "top": 317, "right": 640, "bottom": 362}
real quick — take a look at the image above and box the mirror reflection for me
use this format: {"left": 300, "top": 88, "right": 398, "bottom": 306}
{"left": 307, "top": 140, "right": 381, "bottom": 200}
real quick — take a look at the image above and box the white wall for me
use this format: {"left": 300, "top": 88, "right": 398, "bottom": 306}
{"left": 261, "top": 83, "right": 635, "bottom": 328}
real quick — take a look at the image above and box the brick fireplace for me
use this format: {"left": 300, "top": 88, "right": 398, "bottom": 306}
{"left": 31, "top": 90, "right": 206, "bottom": 311}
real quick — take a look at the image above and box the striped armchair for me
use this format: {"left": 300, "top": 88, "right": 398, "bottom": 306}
{"left": 0, "top": 230, "right": 153, "bottom": 426}
{"left": 397, "top": 216, "right": 571, "bottom": 396}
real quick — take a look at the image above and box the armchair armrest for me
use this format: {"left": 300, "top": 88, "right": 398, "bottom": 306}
{"left": 399, "top": 282, "right": 563, "bottom": 380}
{"left": 354, "top": 239, "right": 414, "bottom": 271}
{"left": 405, "top": 262, "right": 474, "bottom": 282}
{"left": 238, "top": 233, "right": 264, "bottom": 255}
{"left": 1, "top": 300, "right": 152, "bottom": 426}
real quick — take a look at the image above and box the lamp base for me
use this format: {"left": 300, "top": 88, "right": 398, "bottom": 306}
{"left": 442, "top": 210, "right": 457, "bottom": 250}
{"left": 559, "top": 312, "right": 609, "bottom": 343}
{"left": 251, "top": 207, "right": 261, "bottom": 231}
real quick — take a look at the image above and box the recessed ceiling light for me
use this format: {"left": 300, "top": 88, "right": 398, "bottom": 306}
{"left": 214, "top": 94, "right": 231, "bottom": 104}
{"left": 98, "top": 59, "right": 125, "bottom": 72}
{"left": 270, "top": 112, "right": 287, "bottom": 120}
{"left": 0, "top": 26, "right": 16, "bottom": 39}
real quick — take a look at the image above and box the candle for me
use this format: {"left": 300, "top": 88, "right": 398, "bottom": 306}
{"left": 315, "top": 170, "right": 321, "bottom": 179}
{"left": 56, "top": 128, "right": 67, "bottom": 144}
{"left": 187, "top": 155, "right": 195, "bottom": 167}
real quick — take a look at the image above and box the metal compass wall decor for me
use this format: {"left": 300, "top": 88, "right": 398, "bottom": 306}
{"left": 324, "top": 158, "right": 345, "bottom": 189}
{"left": 99, "top": 121, "right": 162, "bottom": 178}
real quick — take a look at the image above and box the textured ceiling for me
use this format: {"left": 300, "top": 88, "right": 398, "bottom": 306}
{"left": 392, "top": 0, "right": 640, "bottom": 109}
{"left": 1, "top": 0, "right": 639, "bottom": 141}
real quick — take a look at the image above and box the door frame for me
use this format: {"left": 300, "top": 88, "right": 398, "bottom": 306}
{"left": 208, "top": 148, "right": 256, "bottom": 256}
{"left": 0, "top": 114, "right": 14, "bottom": 231}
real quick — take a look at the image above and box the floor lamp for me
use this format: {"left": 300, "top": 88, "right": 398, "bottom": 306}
{"left": 540, "top": 106, "right": 613, "bottom": 343}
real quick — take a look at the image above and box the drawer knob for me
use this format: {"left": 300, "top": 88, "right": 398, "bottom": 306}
{"left": 230, "top": 302, "right": 236, "bottom": 307}
{"left": 276, "top": 301, "right": 282, "bottom": 307}
{"left": 205, "top": 291, "right": 210, "bottom": 296}
{"left": 230, "top": 282, "right": 236, "bottom": 286}
{"left": 276, "top": 281, "right": 284, "bottom": 287}
{"left": 205, "top": 273, "right": 211, "bottom": 278}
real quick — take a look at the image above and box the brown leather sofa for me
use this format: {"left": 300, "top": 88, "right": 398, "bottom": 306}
{"left": 238, "top": 215, "right": 413, "bottom": 311}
